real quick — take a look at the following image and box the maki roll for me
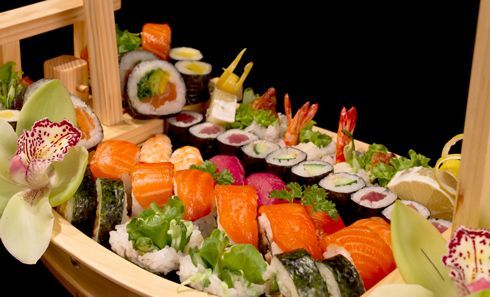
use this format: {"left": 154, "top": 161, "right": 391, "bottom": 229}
{"left": 0, "top": 109, "right": 19, "bottom": 129}
{"left": 291, "top": 160, "right": 333, "bottom": 185}
{"left": 319, "top": 173, "right": 365, "bottom": 224}
{"left": 175, "top": 61, "right": 212, "bottom": 104}
{"left": 217, "top": 129, "right": 258, "bottom": 155}
{"left": 71, "top": 95, "right": 103, "bottom": 150}
{"left": 169, "top": 47, "right": 203, "bottom": 62}
{"left": 241, "top": 140, "right": 280, "bottom": 171}
{"left": 315, "top": 255, "right": 366, "bottom": 297}
{"left": 165, "top": 111, "right": 203, "bottom": 148}
{"left": 350, "top": 186, "right": 397, "bottom": 219}
{"left": 119, "top": 50, "right": 158, "bottom": 94}
{"left": 270, "top": 249, "right": 329, "bottom": 297}
{"left": 93, "top": 178, "right": 128, "bottom": 246}
{"left": 188, "top": 122, "right": 225, "bottom": 159}
{"left": 265, "top": 147, "right": 307, "bottom": 181}
{"left": 126, "top": 60, "right": 186, "bottom": 117}
{"left": 382, "top": 199, "right": 430, "bottom": 221}
{"left": 23, "top": 78, "right": 52, "bottom": 103}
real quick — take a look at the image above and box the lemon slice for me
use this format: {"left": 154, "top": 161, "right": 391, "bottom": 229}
{"left": 441, "top": 133, "right": 463, "bottom": 157}
{"left": 387, "top": 167, "right": 454, "bottom": 220}
{"left": 434, "top": 154, "right": 461, "bottom": 196}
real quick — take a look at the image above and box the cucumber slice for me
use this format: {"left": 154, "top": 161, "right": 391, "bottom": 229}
{"left": 253, "top": 142, "right": 269, "bottom": 155}
{"left": 303, "top": 163, "right": 326, "bottom": 175}
{"left": 275, "top": 153, "right": 296, "bottom": 161}
{"left": 333, "top": 177, "right": 356, "bottom": 187}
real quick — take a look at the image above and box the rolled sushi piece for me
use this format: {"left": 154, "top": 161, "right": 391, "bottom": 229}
{"left": 241, "top": 140, "right": 280, "bottom": 172}
{"left": 319, "top": 173, "right": 365, "bottom": 225}
{"left": 245, "top": 173, "right": 286, "bottom": 206}
{"left": 165, "top": 111, "right": 203, "bottom": 148}
{"left": 23, "top": 78, "right": 52, "bottom": 103}
{"left": 0, "top": 109, "right": 20, "bottom": 130}
{"left": 350, "top": 186, "right": 397, "bottom": 219}
{"left": 215, "top": 185, "right": 258, "bottom": 247}
{"left": 169, "top": 47, "right": 203, "bottom": 62}
{"left": 265, "top": 147, "right": 307, "bottom": 181}
{"left": 217, "top": 129, "right": 258, "bottom": 155}
{"left": 93, "top": 178, "right": 128, "bottom": 246}
{"left": 71, "top": 95, "right": 103, "bottom": 150}
{"left": 119, "top": 50, "right": 158, "bottom": 94}
{"left": 188, "top": 122, "right": 225, "bottom": 159}
{"left": 381, "top": 199, "right": 430, "bottom": 221}
{"left": 209, "top": 155, "right": 246, "bottom": 185}
{"left": 175, "top": 60, "right": 212, "bottom": 104}
{"left": 429, "top": 218, "right": 451, "bottom": 233}
{"left": 315, "top": 255, "right": 365, "bottom": 297}
{"left": 57, "top": 169, "right": 97, "bottom": 236}
{"left": 126, "top": 60, "right": 186, "bottom": 117}
{"left": 269, "top": 249, "right": 329, "bottom": 297}
{"left": 291, "top": 160, "right": 333, "bottom": 185}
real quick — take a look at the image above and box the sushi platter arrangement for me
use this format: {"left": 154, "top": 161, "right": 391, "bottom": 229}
{"left": 0, "top": 1, "right": 489, "bottom": 297}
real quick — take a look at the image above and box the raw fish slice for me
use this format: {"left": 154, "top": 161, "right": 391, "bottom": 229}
{"left": 140, "top": 134, "right": 172, "bottom": 163}
{"left": 174, "top": 169, "right": 215, "bottom": 221}
{"left": 90, "top": 140, "right": 139, "bottom": 179}
{"left": 215, "top": 185, "right": 258, "bottom": 247}
{"left": 245, "top": 173, "right": 285, "bottom": 206}
{"left": 351, "top": 217, "right": 391, "bottom": 248}
{"left": 209, "top": 155, "right": 246, "bottom": 185}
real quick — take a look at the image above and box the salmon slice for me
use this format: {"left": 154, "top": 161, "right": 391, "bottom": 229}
{"left": 132, "top": 162, "right": 174, "bottom": 209}
{"left": 140, "top": 134, "right": 172, "bottom": 163}
{"left": 321, "top": 226, "right": 395, "bottom": 289}
{"left": 142, "top": 23, "right": 171, "bottom": 60}
{"left": 351, "top": 217, "right": 392, "bottom": 248}
{"left": 174, "top": 169, "right": 215, "bottom": 221}
{"left": 170, "top": 146, "right": 203, "bottom": 171}
{"left": 215, "top": 185, "right": 258, "bottom": 248}
{"left": 259, "top": 203, "right": 323, "bottom": 259}
{"left": 75, "top": 107, "right": 96, "bottom": 141}
{"left": 90, "top": 140, "right": 139, "bottom": 179}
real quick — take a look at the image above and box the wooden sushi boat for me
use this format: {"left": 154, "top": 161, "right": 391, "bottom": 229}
{"left": 0, "top": 0, "right": 489, "bottom": 296}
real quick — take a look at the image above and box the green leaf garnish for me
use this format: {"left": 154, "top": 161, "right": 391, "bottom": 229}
{"left": 228, "top": 104, "right": 278, "bottom": 129}
{"left": 190, "top": 161, "right": 234, "bottom": 185}
{"left": 0, "top": 62, "right": 24, "bottom": 109}
{"left": 299, "top": 120, "right": 332, "bottom": 148}
{"left": 269, "top": 182, "right": 302, "bottom": 202}
{"left": 116, "top": 25, "right": 141, "bottom": 56}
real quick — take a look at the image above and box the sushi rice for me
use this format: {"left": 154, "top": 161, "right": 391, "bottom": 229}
{"left": 294, "top": 140, "right": 336, "bottom": 161}
{"left": 119, "top": 50, "right": 158, "bottom": 93}
{"left": 70, "top": 95, "right": 104, "bottom": 150}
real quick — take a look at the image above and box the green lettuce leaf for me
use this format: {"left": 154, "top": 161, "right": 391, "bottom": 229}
{"left": 0, "top": 188, "right": 53, "bottom": 264}
{"left": 229, "top": 104, "right": 277, "bottom": 129}
{"left": 191, "top": 161, "right": 234, "bottom": 185}
{"left": 391, "top": 149, "right": 430, "bottom": 171}
{"left": 0, "top": 62, "right": 23, "bottom": 109}
{"left": 116, "top": 25, "right": 141, "bottom": 55}
{"left": 299, "top": 121, "right": 332, "bottom": 148}
{"left": 16, "top": 80, "right": 76, "bottom": 135}
{"left": 242, "top": 88, "right": 257, "bottom": 105}
{"left": 220, "top": 244, "right": 267, "bottom": 284}
{"left": 0, "top": 120, "right": 18, "bottom": 179}
{"left": 196, "top": 229, "right": 230, "bottom": 269}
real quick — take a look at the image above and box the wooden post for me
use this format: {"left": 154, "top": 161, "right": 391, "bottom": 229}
{"left": 73, "top": 21, "right": 87, "bottom": 58}
{"left": 83, "top": 0, "right": 122, "bottom": 125}
{"left": 453, "top": 0, "right": 490, "bottom": 230}
{"left": 44, "top": 55, "right": 89, "bottom": 102}
{"left": 0, "top": 41, "right": 21, "bottom": 70}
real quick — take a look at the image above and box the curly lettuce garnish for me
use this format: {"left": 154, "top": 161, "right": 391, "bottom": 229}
{"left": 116, "top": 25, "right": 141, "bottom": 56}
{"left": 0, "top": 62, "right": 24, "bottom": 110}
{"left": 190, "top": 161, "right": 234, "bottom": 185}
{"left": 299, "top": 120, "right": 332, "bottom": 148}
{"left": 229, "top": 104, "right": 277, "bottom": 129}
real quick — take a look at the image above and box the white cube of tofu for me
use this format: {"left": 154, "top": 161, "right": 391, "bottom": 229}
{"left": 206, "top": 88, "right": 238, "bottom": 125}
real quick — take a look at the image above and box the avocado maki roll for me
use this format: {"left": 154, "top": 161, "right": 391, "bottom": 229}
{"left": 315, "top": 255, "right": 365, "bottom": 297}
{"left": 270, "top": 249, "right": 329, "bottom": 297}
{"left": 217, "top": 129, "right": 258, "bottom": 156}
{"left": 188, "top": 122, "right": 225, "bottom": 159}
{"left": 291, "top": 160, "right": 333, "bottom": 185}
{"left": 119, "top": 50, "right": 158, "bottom": 95}
{"left": 57, "top": 170, "right": 97, "bottom": 236}
{"left": 350, "top": 186, "right": 397, "bottom": 219}
{"left": 241, "top": 140, "right": 280, "bottom": 172}
{"left": 93, "top": 178, "right": 128, "bottom": 246}
{"left": 169, "top": 47, "right": 203, "bottom": 62}
{"left": 175, "top": 60, "right": 212, "bottom": 104}
{"left": 265, "top": 148, "right": 307, "bottom": 181}
{"left": 126, "top": 60, "right": 186, "bottom": 117}
{"left": 165, "top": 111, "right": 204, "bottom": 148}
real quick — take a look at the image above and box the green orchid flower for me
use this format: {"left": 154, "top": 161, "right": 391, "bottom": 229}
{"left": 0, "top": 80, "right": 88, "bottom": 264}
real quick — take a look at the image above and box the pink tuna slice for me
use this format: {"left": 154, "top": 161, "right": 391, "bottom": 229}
{"left": 246, "top": 173, "right": 286, "bottom": 206}
{"left": 176, "top": 112, "right": 196, "bottom": 124}
{"left": 360, "top": 191, "right": 386, "bottom": 202}
{"left": 200, "top": 125, "right": 221, "bottom": 135}
{"left": 227, "top": 133, "right": 249, "bottom": 145}
{"left": 210, "top": 155, "right": 246, "bottom": 185}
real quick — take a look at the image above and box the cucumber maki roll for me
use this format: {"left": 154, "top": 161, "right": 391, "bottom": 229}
{"left": 270, "top": 249, "right": 329, "bottom": 297}
{"left": 93, "top": 178, "right": 128, "bottom": 246}
{"left": 316, "top": 255, "right": 365, "bottom": 297}
{"left": 241, "top": 140, "right": 280, "bottom": 172}
{"left": 57, "top": 170, "right": 97, "bottom": 236}
{"left": 291, "top": 160, "right": 333, "bottom": 185}
{"left": 175, "top": 60, "right": 212, "bottom": 104}
{"left": 265, "top": 148, "right": 307, "bottom": 181}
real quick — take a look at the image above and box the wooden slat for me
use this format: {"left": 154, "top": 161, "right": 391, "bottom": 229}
{"left": 102, "top": 113, "right": 164, "bottom": 143}
{"left": 73, "top": 20, "right": 87, "bottom": 58}
{"left": 453, "top": 0, "right": 490, "bottom": 229}
{"left": 0, "top": 41, "right": 21, "bottom": 70}
{"left": 0, "top": 0, "right": 121, "bottom": 45}
{"left": 84, "top": 0, "right": 123, "bottom": 125}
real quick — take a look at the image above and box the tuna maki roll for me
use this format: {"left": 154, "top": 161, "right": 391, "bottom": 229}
{"left": 241, "top": 140, "right": 280, "bottom": 171}
{"left": 126, "top": 60, "right": 186, "bottom": 117}
{"left": 429, "top": 218, "right": 451, "bottom": 233}
{"left": 165, "top": 111, "right": 203, "bottom": 148}
{"left": 319, "top": 173, "right": 365, "bottom": 224}
{"left": 0, "top": 109, "right": 19, "bottom": 130}
{"left": 119, "top": 50, "right": 158, "bottom": 94}
{"left": 175, "top": 61, "right": 212, "bottom": 104}
{"left": 315, "top": 255, "right": 365, "bottom": 297}
{"left": 382, "top": 199, "right": 430, "bottom": 221}
{"left": 188, "top": 122, "right": 225, "bottom": 159}
{"left": 217, "top": 129, "right": 258, "bottom": 155}
{"left": 71, "top": 95, "right": 104, "bottom": 150}
{"left": 291, "top": 160, "right": 333, "bottom": 185}
{"left": 350, "top": 186, "right": 397, "bottom": 219}
{"left": 265, "top": 147, "right": 307, "bottom": 181}
{"left": 169, "top": 47, "right": 203, "bottom": 62}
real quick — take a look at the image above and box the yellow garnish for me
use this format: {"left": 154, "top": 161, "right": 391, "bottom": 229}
{"left": 216, "top": 49, "right": 253, "bottom": 95}
{"left": 434, "top": 134, "right": 463, "bottom": 197}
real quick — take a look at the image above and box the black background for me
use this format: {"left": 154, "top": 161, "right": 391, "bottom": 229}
{"left": 0, "top": 0, "right": 478, "bottom": 295}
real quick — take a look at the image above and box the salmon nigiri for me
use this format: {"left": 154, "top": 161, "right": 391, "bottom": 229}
{"left": 258, "top": 203, "right": 323, "bottom": 260}
{"left": 351, "top": 217, "right": 392, "bottom": 248}
{"left": 141, "top": 23, "right": 171, "bottom": 60}
{"left": 321, "top": 225, "right": 395, "bottom": 289}
{"left": 90, "top": 140, "right": 139, "bottom": 179}
{"left": 215, "top": 185, "right": 258, "bottom": 248}
{"left": 170, "top": 146, "right": 203, "bottom": 171}
{"left": 174, "top": 169, "right": 215, "bottom": 221}
{"left": 131, "top": 162, "right": 174, "bottom": 216}
{"left": 140, "top": 134, "right": 172, "bottom": 163}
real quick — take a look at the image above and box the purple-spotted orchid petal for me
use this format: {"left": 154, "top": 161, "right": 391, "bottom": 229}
{"left": 443, "top": 226, "right": 490, "bottom": 296}
{"left": 9, "top": 118, "right": 81, "bottom": 189}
